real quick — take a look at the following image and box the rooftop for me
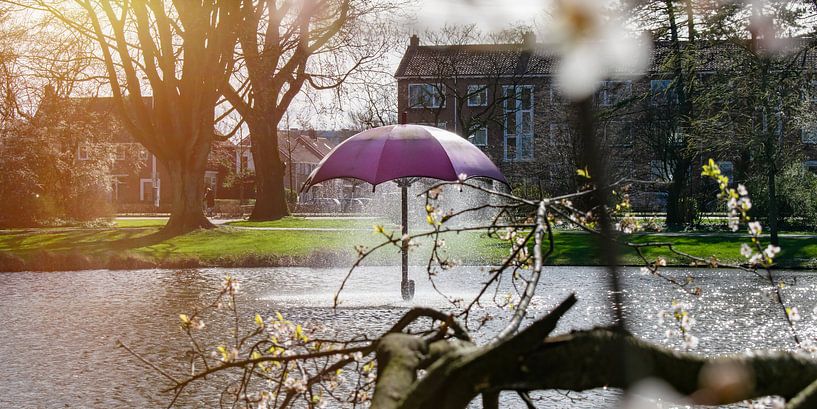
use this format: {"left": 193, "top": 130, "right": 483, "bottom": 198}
{"left": 394, "top": 36, "right": 817, "bottom": 79}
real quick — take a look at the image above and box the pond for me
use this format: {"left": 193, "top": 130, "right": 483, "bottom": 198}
{"left": 1, "top": 266, "right": 815, "bottom": 408}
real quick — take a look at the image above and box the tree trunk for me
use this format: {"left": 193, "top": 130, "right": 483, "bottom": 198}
{"left": 666, "top": 157, "right": 691, "bottom": 230}
{"left": 766, "top": 146, "right": 780, "bottom": 245}
{"left": 663, "top": 0, "right": 696, "bottom": 230}
{"left": 249, "top": 125, "right": 289, "bottom": 221}
{"left": 162, "top": 146, "right": 214, "bottom": 235}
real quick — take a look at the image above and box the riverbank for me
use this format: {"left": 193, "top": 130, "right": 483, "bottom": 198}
{"left": 1, "top": 221, "right": 816, "bottom": 272}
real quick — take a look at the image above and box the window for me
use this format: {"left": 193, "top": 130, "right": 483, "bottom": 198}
{"left": 802, "top": 127, "right": 817, "bottom": 144}
{"left": 139, "top": 149, "right": 149, "bottom": 161}
{"left": 651, "top": 79, "right": 677, "bottom": 106}
{"left": 467, "top": 85, "right": 488, "bottom": 106}
{"left": 808, "top": 80, "right": 817, "bottom": 103}
{"left": 805, "top": 160, "right": 817, "bottom": 174}
{"left": 650, "top": 160, "right": 671, "bottom": 181}
{"left": 140, "top": 179, "right": 158, "bottom": 203}
{"left": 503, "top": 85, "right": 534, "bottom": 161}
{"left": 77, "top": 144, "right": 89, "bottom": 160}
{"left": 115, "top": 145, "right": 126, "bottom": 161}
{"left": 408, "top": 84, "right": 444, "bottom": 108}
{"left": 718, "top": 161, "right": 734, "bottom": 182}
{"left": 205, "top": 171, "right": 218, "bottom": 192}
{"left": 469, "top": 127, "right": 487, "bottom": 146}
{"left": 774, "top": 112, "right": 783, "bottom": 137}
{"left": 597, "top": 81, "right": 632, "bottom": 106}
{"left": 669, "top": 127, "right": 686, "bottom": 146}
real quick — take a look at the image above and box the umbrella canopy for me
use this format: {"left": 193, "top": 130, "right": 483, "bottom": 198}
{"left": 302, "top": 124, "right": 507, "bottom": 189}
{"left": 301, "top": 124, "right": 507, "bottom": 301}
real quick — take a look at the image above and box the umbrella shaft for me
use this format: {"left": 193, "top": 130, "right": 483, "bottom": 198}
{"left": 401, "top": 184, "right": 408, "bottom": 283}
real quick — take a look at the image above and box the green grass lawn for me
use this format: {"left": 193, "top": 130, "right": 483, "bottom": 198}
{"left": 1, "top": 225, "right": 816, "bottom": 271}
{"left": 226, "top": 216, "right": 397, "bottom": 229}
{"left": 114, "top": 218, "right": 169, "bottom": 228}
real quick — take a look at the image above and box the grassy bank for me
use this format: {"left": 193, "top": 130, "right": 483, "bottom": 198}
{"left": 225, "top": 217, "right": 396, "bottom": 229}
{"left": 113, "top": 216, "right": 394, "bottom": 229}
{"left": 1, "top": 225, "right": 816, "bottom": 272}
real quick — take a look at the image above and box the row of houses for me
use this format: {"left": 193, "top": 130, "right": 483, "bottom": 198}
{"left": 53, "top": 95, "right": 347, "bottom": 212}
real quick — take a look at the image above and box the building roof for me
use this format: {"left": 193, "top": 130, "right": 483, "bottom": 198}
{"left": 235, "top": 131, "right": 336, "bottom": 163}
{"left": 394, "top": 38, "right": 817, "bottom": 79}
{"left": 279, "top": 135, "right": 333, "bottom": 164}
{"left": 394, "top": 42, "right": 550, "bottom": 78}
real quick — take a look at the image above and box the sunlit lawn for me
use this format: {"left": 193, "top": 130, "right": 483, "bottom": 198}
{"left": 226, "top": 217, "right": 397, "bottom": 229}
{"left": 1, "top": 224, "right": 816, "bottom": 271}
{"left": 115, "top": 218, "right": 169, "bottom": 228}
{"left": 113, "top": 216, "right": 394, "bottom": 229}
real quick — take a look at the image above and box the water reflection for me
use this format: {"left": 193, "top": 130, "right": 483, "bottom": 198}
{"left": 0, "top": 266, "right": 814, "bottom": 407}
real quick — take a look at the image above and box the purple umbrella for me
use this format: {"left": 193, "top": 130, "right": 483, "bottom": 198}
{"left": 302, "top": 124, "right": 507, "bottom": 300}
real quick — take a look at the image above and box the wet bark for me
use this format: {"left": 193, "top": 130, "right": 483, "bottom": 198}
{"left": 248, "top": 125, "right": 289, "bottom": 221}
{"left": 373, "top": 297, "right": 817, "bottom": 409}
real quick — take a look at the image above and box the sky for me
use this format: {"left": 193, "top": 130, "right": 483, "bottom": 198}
{"left": 299, "top": 0, "right": 550, "bottom": 130}
{"left": 409, "top": 0, "right": 546, "bottom": 32}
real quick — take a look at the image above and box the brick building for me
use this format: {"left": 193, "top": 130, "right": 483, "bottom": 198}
{"left": 47, "top": 95, "right": 235, "bottom": 212}
{"left": 234, "top": 130, "right": 342, "bottom": 204}
{"left": 394, "top": 34, "right": 817, "bottom": 210}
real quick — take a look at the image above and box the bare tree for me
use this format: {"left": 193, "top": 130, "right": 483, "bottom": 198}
{"left": 346, "top": 72, "right": 398, "bottom": 130}
{"left": 222, "top": 0, "right": 400, "bottom": 221}
{"left": 28, "top": 0, "right": 242, "bottom": 235}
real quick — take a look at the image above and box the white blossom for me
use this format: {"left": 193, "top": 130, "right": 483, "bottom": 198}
{"left": 738, "top": 197, "right": 752, "bottom": 211}
{"left": 283, "top": 376, "right": 307, "bottom": 393}
{"left": 542, "top": 0, "right": 651, "bottom": 100}
{"left": 763, "top": 244, "right": 781, "bottom": 260}
{"left": 683, "top": 334, "right": 699, "bottom": 350}
{"left": 728, "top": 217, "right": 740, "bottom": 232}
{"left": 748, "top": 221, "right": 762, "bottom": 237}
{"left": 740, "top": 243, "right": 753, "bottom": 258}
{"left": 787, "top": 307, "right": 801, "bottom": 322}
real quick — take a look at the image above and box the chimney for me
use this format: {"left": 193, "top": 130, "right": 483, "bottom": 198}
{"left": 409, "top": 34, "right": 419, "bottom": 47}
{"left": 308, "top": 128, "right": 317, "bottom": 141}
